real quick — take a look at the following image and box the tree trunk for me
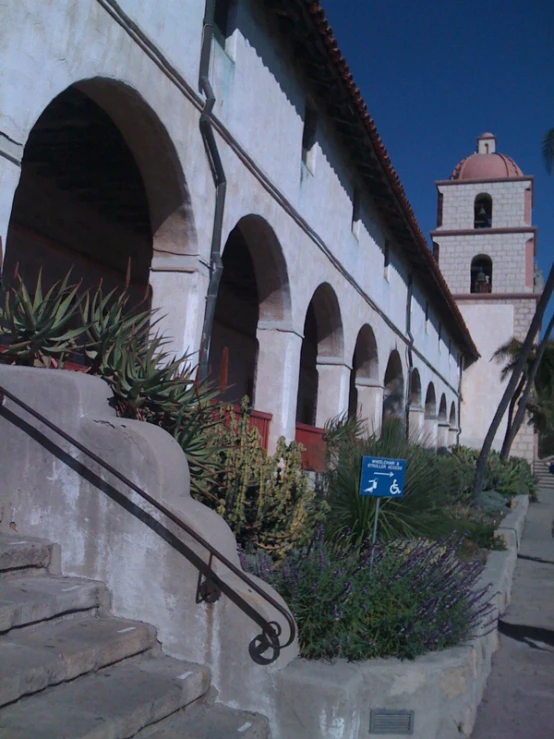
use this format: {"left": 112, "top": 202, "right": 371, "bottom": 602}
{"left": 472, "top": 262, "right": 554, "bottom": 499}
{"left": 501, "top": 374, "right": 526, "bottom": 454}
{"left": 501, "top": 312, "right": 554, "bottom": 459}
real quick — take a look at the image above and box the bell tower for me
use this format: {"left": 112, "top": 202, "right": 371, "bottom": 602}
{"left": 431, "top": 133, "right": 540, "bottom": 461}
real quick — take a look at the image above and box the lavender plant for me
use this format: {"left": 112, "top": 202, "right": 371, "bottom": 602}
{"left": 242, "top": 532, "right": 494, "bottom": 661}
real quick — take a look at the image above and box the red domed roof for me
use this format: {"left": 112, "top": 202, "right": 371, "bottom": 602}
{"left": 450, "top": 152, "right": 523, "bottom": 181}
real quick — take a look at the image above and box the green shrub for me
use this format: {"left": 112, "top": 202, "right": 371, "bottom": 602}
{"left": 325, "top": 420, "right": 449, "bottom": 545}
{"left": 451, "top": 446, "right": 535, "bottom": 499}
{"left": 203, "top": 398, "right": 328, "bottom": 558}
{"left": 243, "top": 532, "right": 493, "bottom": 661}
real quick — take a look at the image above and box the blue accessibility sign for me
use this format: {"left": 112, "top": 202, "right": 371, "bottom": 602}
{"left": 359, "top": 456, "right": 407, "bottom": 498}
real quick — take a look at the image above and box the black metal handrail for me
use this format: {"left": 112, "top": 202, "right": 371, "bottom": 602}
{"left": 0, "top": 384, "right": 296, "bottom": 665}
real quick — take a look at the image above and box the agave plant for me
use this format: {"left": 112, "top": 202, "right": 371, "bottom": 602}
{"left": 103, "top": 334, "right": 191, "bottom": 419}
{"left": 81, "top": 285, "right": 156, "bottom": 375}
{"left": 0, "top": 270, "right": 86, "bottom": 367}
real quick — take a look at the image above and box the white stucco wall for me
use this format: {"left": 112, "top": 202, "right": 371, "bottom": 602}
{"left": 458, "top": 303, "right": 514, "bottom": 451}
{"left": 0, "top": 0, "right": 464, "bottom": 450}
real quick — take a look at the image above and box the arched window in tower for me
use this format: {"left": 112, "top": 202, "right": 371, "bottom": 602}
{"left": 470, "top": 255, "right": 493, "bottom": 293}
{"left": 474, "top": 193, "right": 492, "bottom": 229}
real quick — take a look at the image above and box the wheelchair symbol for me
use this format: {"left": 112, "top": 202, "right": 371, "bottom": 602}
{"left": 389, "top": 479, "right": 401, "bottom": 496}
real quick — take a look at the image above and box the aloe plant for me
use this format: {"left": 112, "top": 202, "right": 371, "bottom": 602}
{"left": 0, "top": 270, "right": 85, "bottom": 367}
{"left": 81, "top": 286, "right": 156, "bottom": 375}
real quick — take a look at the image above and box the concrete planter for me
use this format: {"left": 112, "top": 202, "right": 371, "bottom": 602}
{"left": 269, "top": 495, "right": 529, "bottom": 739}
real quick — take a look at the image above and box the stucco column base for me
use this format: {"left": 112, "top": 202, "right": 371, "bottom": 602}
{"left": 448, "top": 427, "right": 459, "bottom": 448}
{"left": 255, "top": 326, "right": 303, "bottom": 451}
{"left": 149, "top": 259, "right": 208, "bottom": 359}
{"left": 437, "top": 422, "right": 450, "bottom": 451}
{"left": 423, "top": 417, "right": 438, "bottom": 449}
{"left": 355, "top": 380, "right": 383, "bottom": 435}
{"left": 408, "top": 406, "right": 425, "bottom": 442}
{"left": 315, "top": 360, "right": 351, "bottom": 428}
{"left": 0, "top": 150, "right": 23, "bottom": 263}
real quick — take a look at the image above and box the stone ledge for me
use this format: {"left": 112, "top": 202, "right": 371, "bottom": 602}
{"left": 272, "top": 494, "right": 529, "bottom": 739}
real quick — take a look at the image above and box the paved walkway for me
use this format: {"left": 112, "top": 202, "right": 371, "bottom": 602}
{"left": 472, "top": 481, "right": 554, "bottom": 738}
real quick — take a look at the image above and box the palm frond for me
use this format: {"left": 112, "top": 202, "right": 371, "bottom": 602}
{"left": 542, "top": 128, "right": 554, "bottom": 174}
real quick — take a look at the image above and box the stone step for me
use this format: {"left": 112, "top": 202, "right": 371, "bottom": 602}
{"left": 0, "top": 654, "right": 210, "bottom": 739}
{"left": 136, "top": 703, "right": 270, "bottom": 739}
{"left": 0, "top": 575, "right": 105, "bottom": 633}
{"left": 0, "top": 534, "right": 52, "bottom": 574}
{"left": 0, "top": 615, "right": 157, "bottom": 707}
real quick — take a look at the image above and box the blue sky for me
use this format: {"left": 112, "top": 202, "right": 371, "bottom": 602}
{"left": 323, "top": 0, "right": 554, "bottom": 333}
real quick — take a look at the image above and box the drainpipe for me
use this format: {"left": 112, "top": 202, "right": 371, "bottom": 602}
{"left": 456, "top": 353, "right": 465, "bottom": 446}
{"left": 198, "top": 2, "right": 227, "bottom": 382}
{"left": 404, "top": 273, "right": 414, "bottom": 439}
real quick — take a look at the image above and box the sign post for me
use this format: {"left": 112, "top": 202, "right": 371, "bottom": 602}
{"left": 359, "top": 456, "right": 407, "bottom": 574}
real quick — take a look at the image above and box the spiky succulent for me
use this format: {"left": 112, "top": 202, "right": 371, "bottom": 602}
{"left": 0, "top": 270, "right": 85, "bottom": 367}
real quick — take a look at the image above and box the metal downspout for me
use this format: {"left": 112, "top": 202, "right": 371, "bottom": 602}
{"left": 198, "top": 6, "right": 227, "bottom": 382}
{"left": 456, "top": 353, "right": 465, "bottom": 446}
{"left": 405, "top": 273, "right": 414, "bottom": 439}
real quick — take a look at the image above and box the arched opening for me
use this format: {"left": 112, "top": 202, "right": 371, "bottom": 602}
{"left": 296, "top": 283, "right": 343, "bottom": 426}
{"left": 471, "top": 254, "right": 493, "bottom": 293}
{"left": 474, "top": 193, "right": 492, "bottom": 229}
{"left": 438, "top": 394, "right": 447, "bottom": 422}
{"left": 448, "top": 402, "right": 458, "bottom": 448}
{"left": 437, "top": 393, "right": 448, "bottom": 451}
{"left": 423, "top": 383, "right": 438, "bottom": 448}
{"left": 348, "top": 324, "right": 379, "bottom": 420}
{"left": 424, "top": 384, "right": 437, "bottom": 419}
{"left": 4, "top": 80, "right": 193, "bottom": 307}
{"left": 209, "top": 215, "right": 290, "bottom": 406}
{"left": 382, "top": 350, "right": 404, "bottom": 425}
{"left": 407, "top": 368, "right": 423, "bottom": 441}
{"left": 409, "top": 369, "right": 422, "bottom": 408}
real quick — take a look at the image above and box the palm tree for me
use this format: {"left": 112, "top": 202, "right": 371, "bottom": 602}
{"left": 493, "top": 328, "right": 554, "bottom": 458}
{"left": 543, "top": 129, "right": 554, "bottom": 174}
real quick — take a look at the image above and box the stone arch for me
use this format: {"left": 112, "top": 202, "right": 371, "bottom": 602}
{"left": 423, "top": 382, "right": 438, "bottom": 449}
{"left": 424, "top": 383, "right": 437, "bottom": 418}
{"left": 296, "top": 283, "right": 344, "bottom": 427}
{"left": 348, "top": 324, "right": 379, "bottom": 425}
{"left": 4, "top": 78, "right": 195, "bottom": 303}
{"left": 437, "top": 393, "right": 449, "bottom": 451}
{"left": 474, "top": 193, "right": 492, "bottom": 229}
{"left": 438, "top": 394, "right": 448, "bottom": 422}
{"left": 409, "top": 368, "right": 422, "bottom": 408}
{"left": 382, "top": 350, "right": 405, "bottom": 424}
{"left": 407, "top": 368, "right": 423, "bottom": 441}
{"left": 231, "top": 215, "right": 291, "bottom": 326}
{"left": 448, "top": 401, "right": 459, "bottom": 448}
{"left": 209, "top": 215, "right": 291, "bottom": 404}
{"left": 471, "top": 254, "right": 493, "bottom": 293}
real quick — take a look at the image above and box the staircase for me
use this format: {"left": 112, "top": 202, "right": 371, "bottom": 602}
{"left": 0, "top": 533, "right": 269, "bottom": 738}
{"left": 533, "top": 459, "right": 554, "bottom": 492}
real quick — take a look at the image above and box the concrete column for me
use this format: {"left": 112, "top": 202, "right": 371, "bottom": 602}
{"left": 149, "top": 255, "right": 208, "bottom": 358}
{"left": 355, "top": 380, "right": 383, "bottom": 435}
{"left": 315, "top": 359, "right": 351, "bottom": 429}
{"left": 423, "top": 416, "right": 438, "bottom": 449}
{"left": 437, "top": 422, "right": 450, "bottom": 451}
{"left": 255, "top": 326, "right": 303, "bottom": 451}
{"left": 448, "top": 426, "right": 458, "bottom": 448}
{"left": 408, "top": 406, "right": 424, "bottom": 442}
{"left": 0, "top": 140, "right": 23, "bottom": 264}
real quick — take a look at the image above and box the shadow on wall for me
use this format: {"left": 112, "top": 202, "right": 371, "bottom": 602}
{"left": 228, "top": 1, "right": 384, "bottom": 247}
